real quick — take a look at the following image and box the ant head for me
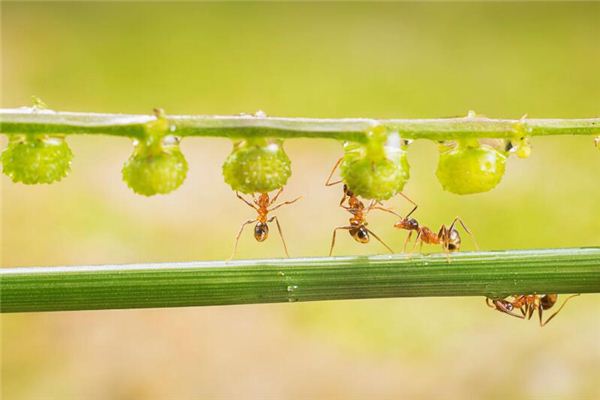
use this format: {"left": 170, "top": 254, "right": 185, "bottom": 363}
{"left": 254, "top": 222, "right": 269, "bottom": 242}
{"left": 394, "top": 218, "right": 419, "bottom": 231}
{"left": 446, "top": 228, "right": 461, "bottom": 252}
{"left": 496, "top": 299, "right": 514, "bottom": 312}
{"left": 343, "top": 184, "right": 354, "bottom": 197}
{"left": 540, "top": 294, "right": 558, "bottom": 310}
{"left": 350, "top": 225, "right": 370, "bottom": 244}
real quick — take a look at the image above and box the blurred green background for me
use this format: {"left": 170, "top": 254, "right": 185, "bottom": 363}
{"left": 2, "top": 2, "right": 600, "bottom": 399}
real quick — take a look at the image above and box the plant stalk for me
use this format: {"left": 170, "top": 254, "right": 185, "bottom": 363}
{"left": 1, "top": 108, "right": 599, "bottom": 142}
{"left": 1, "top": 248, "right": 599, "bottom": 313}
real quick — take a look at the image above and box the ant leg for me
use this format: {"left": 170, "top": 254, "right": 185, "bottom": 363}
{"left": 402, "top": 231, "right": 414, "bottom": 253}
{"left": 540, "top": 294, "right": 580, "bottom": 327}
{"left": 339, "top": 192, "right": 349, "bottom": 207}
{"left": 236, "top": 192, "right": 258, "bottom": 210}
{"left": 369, "top": 205, "right": 402, "bottom": 218}
{"left": 325, "top": 157, "right": 343, "bottom": 187}
{"left": 329, "top": 226, "right": 351, "bottom": 256}
{"left": 444, "top": 245, "right": 451, "bottom": 263}
{"left": 269, "top": 216, "right": 290, "bottom": 258}
{"left": 450, "top": 217, "right": 480, "bottom": 250}
{"left": 436, "top": 225, "right": 452, "bottom": 262}
{"left": 519, "top": 305, "right": 528, "bottom": 317}
{"left": 366, "top": 199, "right": 377, "bottom": 212}
{"left": 365, "top": 228, "right": 394, "bottom": 254}
{"left": 409, "top": 231, "right": 422, "bottom": 254}
{"left": 269, "top": 188, "right": 285, "bottom": 206}
{"left": 269, "top": 196, "right": 302, "bottom": 212}
{"left": 397, "top": 192, "right": 418, "bottom": 219}
{"left": 229, "top": 219, "right": 257, "bottom": 260}
{"left": 527, "top": 304, "right": 536, "bottom": 320}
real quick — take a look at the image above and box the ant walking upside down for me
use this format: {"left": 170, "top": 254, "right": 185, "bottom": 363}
{"left": 486, "top": 294, "right": 580, "bottom": 327}
{"left": 231, "top": 188, "right": 301, "bottom": 259}
{"left": 325, "top": 158, "right": 400, "bottom": 256}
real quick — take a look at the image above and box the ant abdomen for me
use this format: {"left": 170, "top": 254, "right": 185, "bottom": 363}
{"left": 446, "top": 229, "right": 461, "bottom": 252}
{"left": 254, "top": 222, "right": 269, "bottom": 242}
{"left": 350, "top": 226, "right": 370, "bottom": 244}
{"left": 540, "top": 294, "right": 557, "bottom": 310}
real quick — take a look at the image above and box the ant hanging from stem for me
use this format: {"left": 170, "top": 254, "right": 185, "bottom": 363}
{"left": 486, "top": 294, "right": 580, "bottom": 327}
{"left": 325, "top": 158, "right": 399, "bottom": 256}
{"left": 231, "top": 188, "right": 301, "bottom": 259}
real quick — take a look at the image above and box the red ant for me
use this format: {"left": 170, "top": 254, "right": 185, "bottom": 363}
{"left": 392, "top": 200, "right": 478, "bottom": 255}
{"left": 231, "top": 188, "right": 301, "bottom": 259}
{"left": 486, "top": 294, "right": 580, "bottom": 327}
{"left": 325, "top": 158, "right": 397, "bottom": 256}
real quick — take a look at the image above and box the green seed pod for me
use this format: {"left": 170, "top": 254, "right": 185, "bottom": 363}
{"left": 222, "top": 138, "right": 291, "bottom": 194}
{"left": 436, "top": 139, "right": 506, "bottom": 195}
{"left": 1, "top": 135, "right": 73, "bottom": 184}
{"left": 122, "top": 111, "right": 187, "bottom": 196}
{"left": 339, "top": 129, "right": 410, "bottom": 201}
{"left": 122, "top": 135, "right": 188, "bottom": 196}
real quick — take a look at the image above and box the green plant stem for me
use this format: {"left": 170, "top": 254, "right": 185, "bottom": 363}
{"left": 1, "top": 108, "right": 599, "bottom": 142}
{"left": 1, "top": 248, "right": 599, "bottom": 313}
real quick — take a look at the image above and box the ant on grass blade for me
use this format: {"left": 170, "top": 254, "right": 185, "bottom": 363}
{"left": 486, "top": 294, "right": 580, "bottom": 327}
{"left": 325, "top": 158, "right": 397, "bottom": 256}
{"left": 230, "top": 188, "right": 301, "bottom": 259}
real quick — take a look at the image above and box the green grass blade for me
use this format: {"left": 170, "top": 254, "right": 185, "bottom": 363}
{"left": 2, "top": 248, "right": 599, "bottom": 313}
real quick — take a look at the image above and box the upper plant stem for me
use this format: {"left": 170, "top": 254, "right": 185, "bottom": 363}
{"left": 1, "top": 248, "right": 599, "bottom": 313}
{"left": 1, "top": 108, "right": 599, "bottom": 142}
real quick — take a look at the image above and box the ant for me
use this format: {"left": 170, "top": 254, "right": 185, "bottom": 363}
{"left": 325, "top": 158, "right": 397, "bottom": 256}
{"left": 486, "top": 294, "right": 580, "bottom": 327}
{"left": 231, "top": 188, "right": 301, "bottom": 259}
{"left": 392, "top": 201, "right": 478, "bottom": 256}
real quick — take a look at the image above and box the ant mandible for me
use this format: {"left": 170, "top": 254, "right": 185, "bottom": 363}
{"left": 325, "top": 158, "right": 397, "bottom": 256}
{"left": 231, "top": 188, "right": 301, "bottom": 259}
{"left": 486, "top": 294, "right": 580, "bottom": 327}
{"left": 393, "top": 200, "right": 479, "bottom": 256}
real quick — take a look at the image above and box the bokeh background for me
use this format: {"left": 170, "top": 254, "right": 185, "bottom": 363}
{"left": 2, "top": 2, "right": 600, "bottom": 399}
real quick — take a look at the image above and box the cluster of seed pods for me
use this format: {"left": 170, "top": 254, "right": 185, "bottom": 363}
{"left": 1, "top": 110, "right": 597, "bottom": 197}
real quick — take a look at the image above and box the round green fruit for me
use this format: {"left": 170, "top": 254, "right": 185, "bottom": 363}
{"left": 1, "top": 135, "right": 73, "bottom": 184}
{"left": 222, "top": 139, "right": 291, "bottom": 194}
{"left": 122, "top": 143, "right": 188, "bottom": 196}
{"left": 436, "top": 142, "right": 506, "bottom": 195}
{"left": 340, "top": 140, "right": 410, "bottom": 201}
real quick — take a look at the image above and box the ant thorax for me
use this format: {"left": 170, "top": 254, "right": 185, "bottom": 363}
{"left": 257, "top": 193, "right": 270, "bottom": 207}
{"left": 347, "top": 196, "right": 364, "bottom": 211}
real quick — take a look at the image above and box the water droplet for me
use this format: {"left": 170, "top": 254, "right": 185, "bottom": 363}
{"left": 162, "top": 135, "right": 180, "bottom": 146}
{"left": 254, "top": 110, "right": 267, "bottom": 118}
{"left": 278, "top": 271, "right": 285, "bottom": 277}
{"left": 595, "top": 137, "right": 600, "bottom": 151}
{"left": 286, "top": 285, "right": 299, "bottom": 302}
